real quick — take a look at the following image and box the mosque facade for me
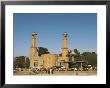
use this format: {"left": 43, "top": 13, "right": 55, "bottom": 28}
{"left": 30, "top": 32, "right": 70, "bottom": 69}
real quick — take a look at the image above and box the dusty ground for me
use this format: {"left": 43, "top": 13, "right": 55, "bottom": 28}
{"left": 14, "top": 70, "right": 97, "bottom": 76}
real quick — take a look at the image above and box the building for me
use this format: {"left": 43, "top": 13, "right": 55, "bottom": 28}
{"left": 30, "top": 32, "right": 70, "bottom": 69}
{"left": 40, "top": 54, "right": 57, "bottom": 69}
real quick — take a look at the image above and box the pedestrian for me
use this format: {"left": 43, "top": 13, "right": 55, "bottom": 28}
{"left": 50, "top": 68, "right": 52, "bottom": 75}
{"left": 48, "top": 68, "right": 50, "bottom": 74}
{"left": 51, "top": 68, "right": 54, "bottom": 74}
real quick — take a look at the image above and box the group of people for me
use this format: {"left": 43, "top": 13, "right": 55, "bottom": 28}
{"left": 30, "top": 67, "right": 54, "bottom": 75}
{"left": 46, "top": 68, "right": 54, "bottom": 74}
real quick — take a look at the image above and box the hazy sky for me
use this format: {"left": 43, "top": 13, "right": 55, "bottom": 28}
{"left": 13, "top": 13, "right": 97, "bottom": 57}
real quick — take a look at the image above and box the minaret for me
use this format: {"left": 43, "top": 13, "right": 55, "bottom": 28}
{"left": 31, "top": 32, "right": 37, "bottom": 47}
{"left": 62, "top": 32, "right": 68, "bottom": 58}
{"left": 30, "top": 32, "right": 37, "bottom": 68}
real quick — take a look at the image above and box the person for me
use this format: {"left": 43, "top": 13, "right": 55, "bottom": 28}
{"left": 29, "top": 68, "right": 32, "bottom": 75}
{"left": 51, "top": 68, "right": 54, "bottom": 74}
{"left": 45, "top": 68, "right": 47, "bottom": 74}
{"left": 33, "top": 68, "right": 36, "bottom": 73}
{"left": 50, "top": 68, "right": 52, "bottom": 75}
{"left": 47, "top": 68, "right": 50, "bottom": 74}
{"left": 36, "top": 68, "right": 39, "bottom": 74}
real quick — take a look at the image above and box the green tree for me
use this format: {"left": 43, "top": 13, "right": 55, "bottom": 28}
{"left": 24, "top": 57, "right": 30, "bottom": 68}
{"left": 82, "top": 52, "right": 97, "bottom": 66}
{"left": 74, "top": 49, "right": 80, "bottom": 56}
{"left": 37, "top": 47, "right": 50, "bottom": 56}
{"left": 73, "top": 49, "right": 80, "bottom": 61}
{"left": 14, "top": 56, "right": 30, "bottom": 68}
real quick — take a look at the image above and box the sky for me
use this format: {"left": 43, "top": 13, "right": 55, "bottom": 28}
{"left": 13, "top": 13, "right": 97, "bottom": 57}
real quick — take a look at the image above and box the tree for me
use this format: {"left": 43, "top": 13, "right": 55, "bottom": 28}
{"left": 14, "top": 56, "right": 30, "bottom": 69}
{"left": 92, "top": 52, "right": 96, "bottom": 54}
{"left": 82, "top": 52, "right": 91, "bottom": 56}
{"left": 37, "top": 47, "right": 50, "bottom": 56}
{"left": 74, "top": 49, "right": 80, "bottom": 57}
{"left": 82, "top": 52, "right": 97, "bottom": 66}
{"left": 25, "top": 57, "right": 30, "bottom": 68}
{"left": 73, "top": 49, "right": 80, "bottom": 61}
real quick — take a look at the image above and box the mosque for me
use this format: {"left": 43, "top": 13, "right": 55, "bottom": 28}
{"left": 30, "top": 32, "right": 73, "bottom": 69}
